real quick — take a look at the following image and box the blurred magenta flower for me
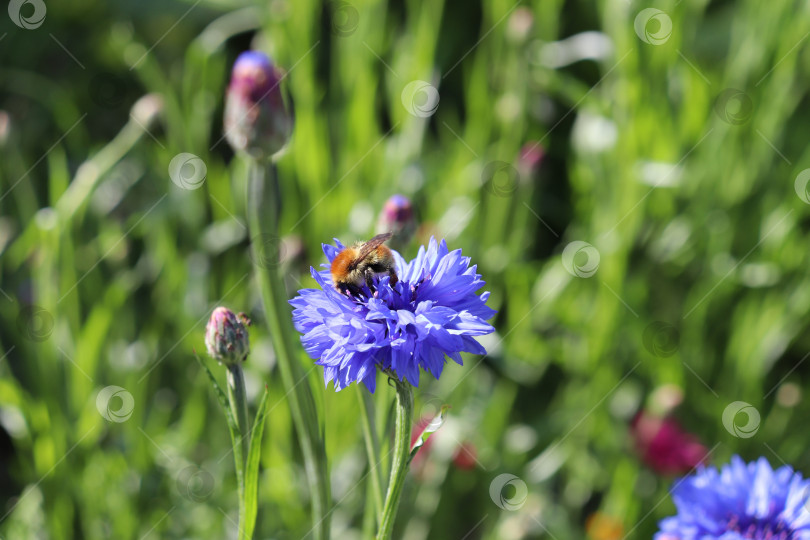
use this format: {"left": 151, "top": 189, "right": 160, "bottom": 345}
{"left": 656, "top": 456, "right": 810, "bottom": 539}
{"left": 376, "top": 194, "right": 416, "bottom": 247}
{"left": 408, "top": 416, "right": 477, "bottom": 474}
{"left": 204, "top": 307, "right": 251, "bottom": 365}
{"left": 631, "top": 411, "right": 708, "bottom": 475}
{"left": 409, "top": 416, "right": 437, "bottom": 473}
{"left": 290, "top": 238, "right": 495, "bottom": 392}
{"left": 224, "top": 51, "right": 292, "bottom": 159}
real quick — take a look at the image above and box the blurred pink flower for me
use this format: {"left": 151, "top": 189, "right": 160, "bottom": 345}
{"left": 409, "top": 416, "right": 477, "bottom": 477}
{"left": 631, "top": 411, "right": 708, "bottom": 475}
{"left": 518, "top": 141, "right": 544, "bottom": 177}
{"left": 451, "top": 441, "right": 477, "bottom": 470}
{"left": 409, "top": 416, "right": 436, "bottom": 473}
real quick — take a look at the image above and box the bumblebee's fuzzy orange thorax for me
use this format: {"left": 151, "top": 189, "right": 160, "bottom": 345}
{"left": 330, "top": 248, "right": 357, "bottom": 284}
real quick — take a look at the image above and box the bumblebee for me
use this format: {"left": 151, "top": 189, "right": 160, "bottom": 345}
{"left": 330, "top": 232, "right": 399, "bottom": 295}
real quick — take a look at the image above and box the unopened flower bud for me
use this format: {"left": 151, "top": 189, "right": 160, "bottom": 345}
{"left": 224, "top": 51, "right": 292, "bottom": 159}
{"left": 376, "top": 194, "right": 416, "bottom": 249}
{"left": 205, "top": 307, "right": 251, "bottom": 365}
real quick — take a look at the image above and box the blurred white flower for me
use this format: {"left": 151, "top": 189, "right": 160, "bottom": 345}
{"left": 571, "top": 112, "right": 617, "bottom": 153}
{"left": 637, "top": 160, "right": 684, "bottom": 187}
{"left": 533, "top": 32, "right": 614, "bottom": 69}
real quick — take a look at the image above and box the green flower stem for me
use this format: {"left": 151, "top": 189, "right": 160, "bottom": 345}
{"left": 226, "top": 363, "right": 249, "bottom": 537}
{"left": 226, "top": 363, "right": 250, "bottom": 474}
{"left": 245, "top": 159, "right": 330, "bottom": 540}
{"left": 357, "top": 386, "right": 384, "bottom": 525}
{"left": 377, "top": 379, "right": 414, "bottom": 540}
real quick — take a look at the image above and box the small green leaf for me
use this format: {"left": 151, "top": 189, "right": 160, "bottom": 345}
{"left": 194, "top": 350, "right": 239, "bottom": 436}
{"left": 242, "top": 384, "right": 272, "bottom": 539}
{"left": 407, "top": 404, "right": 450, "bottom": 465}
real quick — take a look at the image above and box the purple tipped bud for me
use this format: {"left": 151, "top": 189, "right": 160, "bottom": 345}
{"left": 224, "top": 51, "right": 292, "bottom": 159}
{"left": 376, "top": 194, "right": 416, "bottom": 247}
{"left": 205, "top": 307, "right": 251, "bottom": 365}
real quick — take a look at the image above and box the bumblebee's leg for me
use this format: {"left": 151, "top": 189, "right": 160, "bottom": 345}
{"left": 364, "top": 268, "right": 376, "bottom": 290}
{"left": 388, "top": 269, "right": 398, "bottom": 286}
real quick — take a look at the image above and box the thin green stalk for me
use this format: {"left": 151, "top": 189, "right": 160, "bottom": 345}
{"left": 196, "top": 353, "right": 246, "bottom": 539}
{"left": 357, "top": 386, "right": 384, "bottom": 525}
{"left": 245, "top": 159, "right": 330, "bottom": 540}
{"left": 226, "top": 363, "right": 249, "bottom": 536}
{"left": 376, "top": 379, "right": 413, "bottom": 540}
{"left": 226, "top": 364, "right": 250, "bottom": 468}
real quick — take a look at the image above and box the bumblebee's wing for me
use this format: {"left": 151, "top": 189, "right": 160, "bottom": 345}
{"left": 352, "top": 233, "right": 392, "bottom": 267}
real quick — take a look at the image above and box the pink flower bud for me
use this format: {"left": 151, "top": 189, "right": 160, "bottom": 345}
{"left": 205, "top": 307, "right": 251, "bottom": 365}
{"left": 376, "top": 194, "right": 416, "bottom": 248}
{"left": 224, "top": 51, "right": 292, "bottom": 159}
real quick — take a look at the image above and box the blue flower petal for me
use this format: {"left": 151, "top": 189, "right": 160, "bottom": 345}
{"left": 657, "top": 455, "right": 810, "bottom": 538}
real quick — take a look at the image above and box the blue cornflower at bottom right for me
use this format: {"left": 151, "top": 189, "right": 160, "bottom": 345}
{"left": 656, "top": 455, "right": 810, "bottom": 539}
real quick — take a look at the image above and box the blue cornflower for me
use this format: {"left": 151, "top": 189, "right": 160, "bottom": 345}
{"left": 290, "top": 237, "right": 496, "bottom": 392}
{"left": 656, "top": 456, "right": 810, "bottom": 539}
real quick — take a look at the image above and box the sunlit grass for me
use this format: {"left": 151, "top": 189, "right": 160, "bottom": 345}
{"left": 1, "top": 0, "right": 810, "bottom": 538}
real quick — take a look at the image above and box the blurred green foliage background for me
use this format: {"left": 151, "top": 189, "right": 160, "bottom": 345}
{"left": 2, "top": 0, "right": 810, "bottom": 538}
